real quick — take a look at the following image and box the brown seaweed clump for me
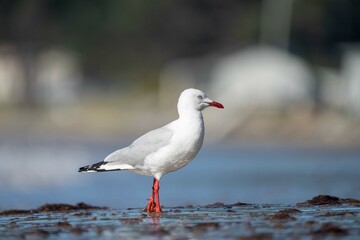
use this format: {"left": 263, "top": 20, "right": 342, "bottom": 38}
{"left": 231, "top": 202, "right": 253, "bottom": 207}
{"left": 203, "top": 201, "right": 253, "bottom": 208}
{"left": 203, "top": 202, "right": 226, "bottom": 208}
{"left": 269, "top": 210, "right": 297, "bottom": 221}
{"left": 0, "top": 202, "right": 104, "bottom": 216}
{"left": 36, "top": 202, "right": 103, "bottom": 212}
{"left": 297, "top": 195, "right": 360, "bottom": 207}
{"left": 0, "top": 209, "right": 32, "bottom": 215}
{"left": 305, "top": 195, "right": 340, "bottom": 205}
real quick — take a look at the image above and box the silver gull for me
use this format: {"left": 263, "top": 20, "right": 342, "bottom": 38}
{"left": 79, "top": 88, "right": 224, "bottom": 212}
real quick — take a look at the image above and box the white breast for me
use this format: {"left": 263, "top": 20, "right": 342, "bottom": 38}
{"left": 143, "top": 114, "right": 205, "bottom": 178}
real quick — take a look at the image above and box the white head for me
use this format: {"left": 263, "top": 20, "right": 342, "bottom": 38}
{"left": 177, "top": 88, "right": 224, "bottom": 114}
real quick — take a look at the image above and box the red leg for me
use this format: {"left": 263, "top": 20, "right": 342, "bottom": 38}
{"left": 153, "top": 178, "right": 162, "bottom": 213}
{"left": 146, "top": 178, "right": 156, "bottom": 212}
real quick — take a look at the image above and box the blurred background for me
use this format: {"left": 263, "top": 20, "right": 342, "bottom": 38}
{"left": 0, "top": 0, "right": 359, "bottom": 210}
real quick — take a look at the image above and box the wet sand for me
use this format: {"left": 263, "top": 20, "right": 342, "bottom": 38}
{"left": 1, "top": 195, "right": 360, "bottom": 239}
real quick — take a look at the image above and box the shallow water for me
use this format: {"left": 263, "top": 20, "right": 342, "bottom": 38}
{"left": 0, "top": 136, "right": 360, "bottom": 210}
{"left": 1, "top": 203, "right": 360, "bottom": 239}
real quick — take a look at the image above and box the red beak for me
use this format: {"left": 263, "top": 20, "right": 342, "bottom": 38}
{"left": 208, "top": 101, "right": 224, "bottom": 109}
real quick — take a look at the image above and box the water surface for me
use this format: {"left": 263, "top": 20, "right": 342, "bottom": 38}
{"left": 1, "top": 136, "right": 359, "bottom": 210}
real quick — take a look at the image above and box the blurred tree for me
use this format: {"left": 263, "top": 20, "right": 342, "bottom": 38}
{"left": 290, "top": 0, "right": 360, "bottom": 67}
{"left": 0, "top": 0, "right": 359, "bottom": 105}
{"left": 0, "top": 0, "right": 261, "bottom": 82}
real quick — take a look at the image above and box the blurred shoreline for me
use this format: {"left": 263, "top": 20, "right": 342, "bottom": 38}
{"left": 1, "top": 96, "right": 359, "bottom": 149}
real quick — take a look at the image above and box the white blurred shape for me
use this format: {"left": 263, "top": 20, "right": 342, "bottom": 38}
{"left": 36, "top": 49, "right": 82, "bottom": 106}
{"left": 0, "top": 46, "right": 25, "bottom": 104}
{"left": 0, "top": 46, "right": 82, "bottom": 106}
{"left": 342, "top": 46, "right": 360, "bottom": 116}
{"left": 209, "top": 46, "right": 313, "bottom": 109}
{"left": 207, "top": 46, "right": 314, "bottom": 138}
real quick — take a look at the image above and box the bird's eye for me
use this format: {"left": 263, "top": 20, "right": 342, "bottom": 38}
{"left": 197, "top": 95, "right": 203, "bottom": 100}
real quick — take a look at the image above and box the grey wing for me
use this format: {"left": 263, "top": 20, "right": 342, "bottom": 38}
{"left": 104, "top": 125, "right": 174, "bottom": 168}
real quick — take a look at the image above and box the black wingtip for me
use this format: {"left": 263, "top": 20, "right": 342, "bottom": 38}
{"left": 78, "top": 165, "right": 90, "bottom": 172}
{"left": 78, "top": 161, "right": 108, "bottom": 172}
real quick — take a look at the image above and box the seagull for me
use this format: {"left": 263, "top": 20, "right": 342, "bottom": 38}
{"left": 79, "top": 88, "right": 224, "bottom": 213}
